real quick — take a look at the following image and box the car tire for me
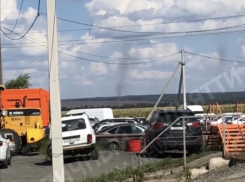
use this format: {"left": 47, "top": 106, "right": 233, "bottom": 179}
{"left": 20, "top": 143, "right": 32, "bottom": 155}
{"left": 47, "top": 143, "right": 52, "bottom": 157}
{"left": 8, "top": 157, "right": 11, "bottom": 166}
{"left": 2, "top": 156, "right": 8, "bottom": 169}
{"left": 91, "top": 147, "right": 99, "bottom": 160}
{"left": 188, "top": 147, "right": 202, "bottom": 156}
{"left": 108, "top": 142, "right": 120, "bottom": 150}
{"left": 146, "top": 146, "right": 159, "bottom": 158}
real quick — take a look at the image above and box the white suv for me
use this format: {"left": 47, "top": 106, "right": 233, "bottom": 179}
{"left": 0, "top": 130, "right": 11, "bottom": 168}
{"left": 47, "top": 115, "right": 99, "bottom": 160}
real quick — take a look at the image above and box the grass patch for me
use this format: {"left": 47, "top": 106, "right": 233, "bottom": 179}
{"left": 36, "top": 137, "right": 49, "bottom": 155}
{"left": 82, "top": 152, "right": 207, "bottom": 182}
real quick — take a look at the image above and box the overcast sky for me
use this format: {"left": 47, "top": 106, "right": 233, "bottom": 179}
{"left": 2, "top": 0, "right": 245, "bottom": 99}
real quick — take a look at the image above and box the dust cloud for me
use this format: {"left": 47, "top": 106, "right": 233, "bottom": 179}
{"left": 115, "top": 46, "right": 130, "bottom": 101}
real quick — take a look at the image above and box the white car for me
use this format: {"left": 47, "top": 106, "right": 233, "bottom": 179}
{"left": 227, "top": 116, "right": 245, "bottom": 124}
{"left": 3, "top": 133, "right": 16, "bottom": 155}
{"left": 0, "top": 131, "right": 11, "bottom": 168}
{"left": 47, "top": 115, "right": 99, "bottom": 160}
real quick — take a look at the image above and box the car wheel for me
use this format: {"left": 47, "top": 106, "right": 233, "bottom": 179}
{"left": 146, "top": 146, "right": 159, "bottom": 158}
{"left": 91, "top": 148, "right": 99, "bottom": 160}
{"left": 47, "top": 143, "right": 52, "bottom": 157}
{"left": 8, "top": 157, "right": 11, "bottom": 166}
{"left": 188, "top": 147, "right": 202, "bottom": 156}
{"left": 1, "top": 156, "right": 8, "bottom": 169}
{"left": 108, "top": 142, "right": 120, "bottom": 150}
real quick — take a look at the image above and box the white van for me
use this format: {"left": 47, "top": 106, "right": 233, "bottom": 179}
{"left": 65, "top": 108, "right": 114, "bottom": 121}
{"left": 187, "top": 105, "right": 204, "bottom": 116}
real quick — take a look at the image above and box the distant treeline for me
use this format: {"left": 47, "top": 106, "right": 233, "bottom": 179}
{"left": 61, "top": 102, "right": 171, "bottom": 111}
{"left": 61, "top": 92, "right": 245, "bottom": 110}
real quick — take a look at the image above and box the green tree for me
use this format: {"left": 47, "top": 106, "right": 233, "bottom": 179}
{"left": 5, "top": 73, "right": 32, "bottom": 89}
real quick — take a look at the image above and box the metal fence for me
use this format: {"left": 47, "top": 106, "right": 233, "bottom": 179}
{"left": 137, "top": 113, "right": 245, "bottom": 169}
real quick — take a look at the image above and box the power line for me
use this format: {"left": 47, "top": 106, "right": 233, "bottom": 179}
{"left": 2, "top": 25, "right": 181, "bottom": 64}
{"left": 61, "top": 51, "right": 180, "bottom": 65}
{"left": 2, "top": 27, "right": 245, "bottom": 48}
{"left": 40, "top": 12, "right": 245, "bottom": 35}
{"left": 8, "top": 0, "right": 24, "bottom": 34}
{"left": 2, "top": 25, "right": 245, "bottom": 65}
{"left": 185, "top": 51, "right": 245, "bottom": 64}
{"left": 0, "top": 0, "right": 40, "bottom": 40}
{"left": 39, "top": 13, "right": 245, "bottom": 33}
{"left": 1, "top": 26, "right": 180, "bottom": 60}
{"left": 2, "top": 27, "right": 245, "bottom": 46}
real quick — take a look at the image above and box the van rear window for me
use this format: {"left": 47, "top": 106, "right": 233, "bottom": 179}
{"left": 62, "top": 119, "right": 86, "bottom": 131}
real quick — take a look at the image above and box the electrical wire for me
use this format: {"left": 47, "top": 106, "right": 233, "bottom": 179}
{"left": 2, "top": 27, "right": 245, "bottom": 46}
{"left": 2, "top": 25, "right": 245, "bottom": 65}
{"left": 2, "top": 25, "right": 181, "bottom": 64}
{"left": 40, "top": 12, "right": 245, "bottom": 35}
{"left": 184, "top": 51, "right": 245, "bottom": 64}
{"left": 0, "top": 0, "right": 40, "bottom": 40}
{"left": 8, "top": 0, "right": 24, "bottom": 34}
{"left": 58, "top": 51, "right": 181, "bottom": 65}
{"left": 40, "top": 13, "right": 245, "bottom": 33}
{"left": 2, "top": 26, "right": 245, "bottom": 64}
{"left": 1, "top": 26, "right": 180, "bottom": 61}
{"left": 2, "top": 26, "right": 245, "bottom": 48}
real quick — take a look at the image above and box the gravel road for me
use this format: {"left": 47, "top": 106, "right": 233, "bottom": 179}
{"left": 0, "top": 151, "right": 165, "bottom": 182}
{"left": 192, "top": 163, "right": 245, "bottom": 182}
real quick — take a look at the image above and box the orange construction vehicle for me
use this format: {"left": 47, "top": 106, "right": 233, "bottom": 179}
{"left": 0, "top": 87, "right": 50, "bottom": 154}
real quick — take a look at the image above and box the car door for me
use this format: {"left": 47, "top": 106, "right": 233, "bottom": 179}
{"left": 62, "top": 119, "right": 88, "bottom": 147}
{"left": 116, "top": 125, "right": 133, "bottom": 150}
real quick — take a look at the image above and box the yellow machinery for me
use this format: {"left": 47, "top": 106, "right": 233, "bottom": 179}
{"left": 0, "top": 85, "right": 46, "bottom": 154}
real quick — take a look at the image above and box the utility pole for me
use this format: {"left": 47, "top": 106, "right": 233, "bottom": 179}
{"left": 181, "top": 50, "right": 187, "bottom": 109}
{"left": 0, "top": 0, "right": 3, "bottom": 85}
{"left": 176, "top": 66, "right": 183, "bottom": 109}
{"left": 46, "top": 1, "right": 64, "bottom": 182}
{"left": 181, "top": 50, "right": 187, "bottom": 170}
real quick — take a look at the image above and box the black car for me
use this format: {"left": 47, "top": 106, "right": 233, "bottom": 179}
{"left": 145, "top": 109, "right": 203, "bottom": 155}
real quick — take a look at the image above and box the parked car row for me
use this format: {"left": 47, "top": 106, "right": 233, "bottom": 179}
{"left": 47, "top": 106, "right": 245, "bottom": 159}
{"left": 197, "top": 113, "right": 245, "bottom": 127}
